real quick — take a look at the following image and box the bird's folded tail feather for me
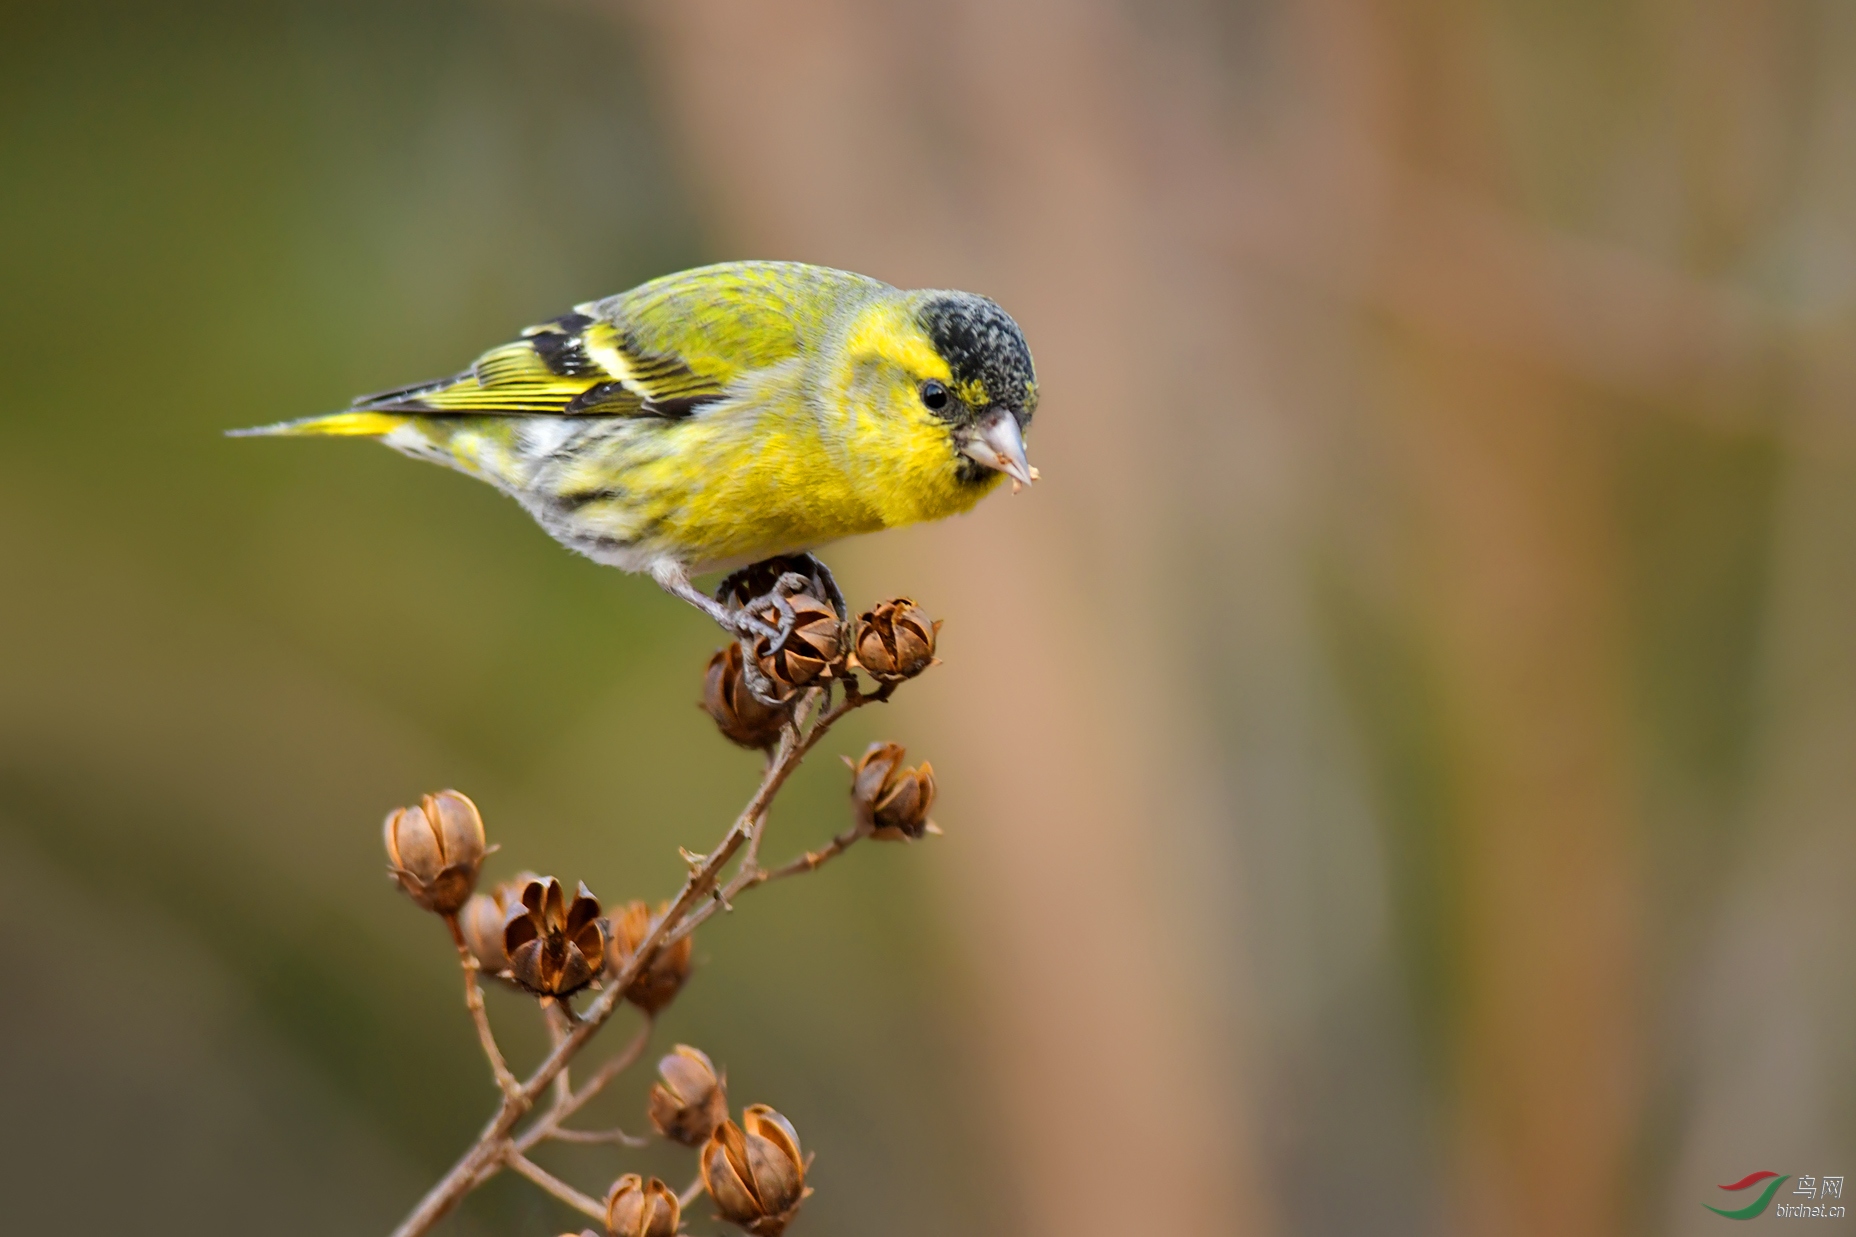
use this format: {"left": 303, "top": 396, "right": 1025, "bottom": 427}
{"left": 226, "top": 411, "right": 412, "bottom": 439}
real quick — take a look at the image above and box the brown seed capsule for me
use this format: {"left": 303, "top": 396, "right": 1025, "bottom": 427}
{"left": 458, "top": 871, "right": 539, "bottom": 978}
{"left": 853, "top": 597, "right": 940, "bottom": 682}
{"left": 702, "top": 643, "right": 791, "bottom": 749}
{"left": 606, "top": 900, "right": 693, "bottom": 1014}
{"left": 648, "top": 1044, "right": 729, "bottom": 1147}
{"left": 847, "top": 742, "right": 939, "bottom": 840}
{"left": 503, "top": 877, "right": 608, "bottom": 998}
{"left": 751, "top": 593, "right": 847, "bottom": 693}
{"left": 383, "top": 790, "right": 488, "bottom": 914}
{"left": 605, "top": 1173, "right": 680, "bottom": 1237}
{"left": 701, "top": 1105, "right": 811, "bottom": 1236}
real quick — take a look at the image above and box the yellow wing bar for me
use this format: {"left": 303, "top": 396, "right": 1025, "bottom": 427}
{"left": 349, "top": 311, "right": 728, "bottom": 419}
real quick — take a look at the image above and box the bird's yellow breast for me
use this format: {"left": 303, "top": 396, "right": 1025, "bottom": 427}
{"left": 646, "top": 396, "right": 1000, "bottom": 571}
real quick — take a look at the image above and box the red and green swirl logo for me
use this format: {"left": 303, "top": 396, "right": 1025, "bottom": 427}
{"left": 1706, "top": 1172, "right": 1790, "bottom": 1219}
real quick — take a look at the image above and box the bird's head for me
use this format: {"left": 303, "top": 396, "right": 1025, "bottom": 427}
{"left": 832, "top": 289, "right": 1039, "bottom": 491}
{"left": 916, "top": 291, "right": 1039, "bottom": 489}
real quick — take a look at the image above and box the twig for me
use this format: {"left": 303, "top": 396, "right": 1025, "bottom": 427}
{"left": 546, "top": 1125, "right": 650, "bottom": 1147}
{"left": 667, "top": 814, "right": 873, "bottom": 948}
{"left": 442, "top": 915, "right": 521, "bottom": 1098}
{"left": 543, "top": 1001, "right": 572, "bottom": 1111}
{"left": 739, "top": 804, "right": 771, "bottom": 875}
{"left": 504, "top": 1153, "right": 606, "bottom": 1222}
{"left": 391, "top": 681, "right": 881, "bottom": 1237}
{"left": 678, "top": 1174, "right": 706, "bottom": 1210}
{"left": 755, "top": 819, "right": 873, "bottom": 885}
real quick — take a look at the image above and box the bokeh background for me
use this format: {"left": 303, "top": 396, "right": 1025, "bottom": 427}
{"left": 4, "top": 1, "right": 1854, "bottom": 1234}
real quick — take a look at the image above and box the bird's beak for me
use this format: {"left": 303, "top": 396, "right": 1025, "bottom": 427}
{"left": 959, "top": 407, "right": 1037, "bottom": 490}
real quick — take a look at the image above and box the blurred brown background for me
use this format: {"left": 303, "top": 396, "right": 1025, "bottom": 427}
{"left": 3, "top": 1, "right": 1853, "bottom": 1234}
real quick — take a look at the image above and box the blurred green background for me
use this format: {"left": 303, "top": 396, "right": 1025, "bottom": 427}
{"left": 3, "top": 2, "right": 1854, "bottom": 1235}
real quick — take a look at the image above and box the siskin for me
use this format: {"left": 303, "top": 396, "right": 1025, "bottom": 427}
{"left": 235, "top": 260, "right": 1038, "bottom": 638}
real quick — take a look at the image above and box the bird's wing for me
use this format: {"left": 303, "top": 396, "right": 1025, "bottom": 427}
{"left": 354, "top": 262, "right": 886, "bottom": 421}
{"left": 349, "top": 311, "right": 656, "bottom": 418}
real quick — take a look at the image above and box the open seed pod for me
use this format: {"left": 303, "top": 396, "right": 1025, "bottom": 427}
{"left": 702, "top": 643, "right": 791, "bottom": 749}
{"left": 750, "top": 593, "right": 848, "bottom": 693}
{"left": 701, "top": 1105, "right": 811, "bottom": 1236}
{"left": 847, "top": 742, "right": 939, "bottom": 840}
{"left": 852, "top": 597, "right": 940, "bottom": 682}
{"left": 503, "top": 877, "right": 608, "bottom": 998}
{"left": 605, "top": 1173, "right": 680, "bottom": 1237}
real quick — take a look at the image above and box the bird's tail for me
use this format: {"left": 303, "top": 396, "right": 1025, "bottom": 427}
{"left": 226, "top": 410, "right": 412, "bottom": 439}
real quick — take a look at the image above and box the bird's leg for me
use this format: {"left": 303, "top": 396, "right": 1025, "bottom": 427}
{"left": 651, "top": 560, "right": 781, "bottom": 642}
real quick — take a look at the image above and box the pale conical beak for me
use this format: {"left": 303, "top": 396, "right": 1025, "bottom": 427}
{"left": 959, "top": 408, "right": 1037, "bottom": 490}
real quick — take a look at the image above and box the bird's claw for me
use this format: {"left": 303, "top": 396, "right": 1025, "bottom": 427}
{"left": 730, "top": 607, "right": 784, "bottom": 645}
{"left": 714, "top": 554, "right": 847, "bottom": 655}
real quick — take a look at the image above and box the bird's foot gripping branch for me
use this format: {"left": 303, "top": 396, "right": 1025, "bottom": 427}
{"left": 379, "top": 586, "right": 943, "bottom": 1237}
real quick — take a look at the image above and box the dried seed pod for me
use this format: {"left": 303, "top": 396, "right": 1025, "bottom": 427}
{"left": 605, "top": 1173, "right": 680, "bottom": 1237}
{"left": 606, "top": 900, "right": 693, "bottom": 1014}
{"left": 750, "top": 593, "right": 847, "bottom": 693}
{"left": 648, "top": 1044, "right": 729, "bottom": 1147}
{"left": 383, "top": 790, "right": 488, "bottom": 914}
{"left": 701, "top": 1105, "right": 811, "bottom": 1236}
{"left": 847, "top": 742, "right": 939, "bottom": 840}
{"left": 458, "top": 871, "right": 540, "bottom": 978}
{"left": 853, "top": 597, "right": 940, "bottom": 682}
{"left": 702, "top": 643, "right": 791, "bottom": 749}
{"left": 849, "top": 742, "right": 905, "bottom": 814}
{"left": 872, "top": 763, "right": 936, "bottom": 839}
{"left": 503, "top": 877, "right": 608, "bottom": 997}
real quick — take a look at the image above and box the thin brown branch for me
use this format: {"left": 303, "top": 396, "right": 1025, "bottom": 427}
{"left": 666, "top": 682, "right": 890, "bottom": 947}
{"left": 442, "top": 915, "right": 521, "bottom": 1098}
{"left": 391, "top": 680, "right": 883, "bottom": 1237}
{"left": 738, "top": 806, "right": 768, "bottom": 880}
{"left": 505, "top": 1153, "right": 607, "bottom": 1222}
{"left": 756, "top": 819, "right": 873, "bottom": 885}
{"left": 546, "top": 1125, "right": 651, "bottom": 1147}
{"left": 678, "top": 1174, "right": 706, "bottom": 1210}
{"left": 667, "top": 815, "right": 873, "bottom": 947}
{"left": 543, "top": 1001, "right": 573, "bottom": 1111}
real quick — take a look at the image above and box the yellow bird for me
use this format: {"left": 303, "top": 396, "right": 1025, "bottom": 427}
{"left": 235, "top": 260, "right": 1039, "bottom": 640}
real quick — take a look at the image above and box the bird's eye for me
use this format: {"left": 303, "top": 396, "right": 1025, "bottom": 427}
{"left": 919, "top": 379, "right": 950, "bottom": 412}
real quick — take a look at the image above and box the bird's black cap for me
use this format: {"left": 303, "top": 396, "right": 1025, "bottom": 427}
{"left": 918, "top": 292, "right": 1038, "bottom": 422}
